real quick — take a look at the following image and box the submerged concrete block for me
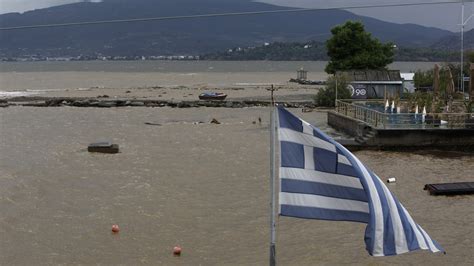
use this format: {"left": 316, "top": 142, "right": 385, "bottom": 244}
{"left": 88, "top": 142, "right": 119, "bottom": 153}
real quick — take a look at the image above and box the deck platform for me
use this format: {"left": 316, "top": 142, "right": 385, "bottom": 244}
{"left": 424, "top": 182, "right": 474, "bottom": 195}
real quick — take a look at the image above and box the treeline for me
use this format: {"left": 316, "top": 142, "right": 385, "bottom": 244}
{"left": 202, "top": 41, "right": 462, "bottom": 62}
{"left": 202, "top": 41, "right": 328, "bottom": 61}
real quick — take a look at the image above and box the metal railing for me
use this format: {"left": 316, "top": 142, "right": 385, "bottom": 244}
{"left": 335, "top": 100, "right": 474, "bottom": 129}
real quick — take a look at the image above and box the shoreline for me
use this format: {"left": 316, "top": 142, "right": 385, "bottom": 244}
{"left": 0, "top": 82, "right": 323, "bottom": 108}
{"left": 0, "top": 96, "right": 316, "bottom": 109}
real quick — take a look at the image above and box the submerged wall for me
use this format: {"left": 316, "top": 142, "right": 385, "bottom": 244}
{"left": 328, "top": 111, "right": 474, "bottom": 150}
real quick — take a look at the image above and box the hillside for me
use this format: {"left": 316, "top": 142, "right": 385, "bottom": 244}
{"left": 202, "top": 41, "right": 459, "bottom": 62}
{"left": 432, "top": 29, "right": 474, "bottom": 50}
{"left": 0, "top": 0, "right": 453, "bottom": 57}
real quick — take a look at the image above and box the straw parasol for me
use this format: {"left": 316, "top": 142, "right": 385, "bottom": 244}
{"left": 431, "top": 64, "right": 440, "bottom": 114}
{"left": 470, "top": 63, "right": 474, "bottom": 101}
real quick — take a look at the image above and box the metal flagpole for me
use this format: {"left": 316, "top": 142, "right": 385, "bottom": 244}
{"left": 460, "top": 1, "right": 474, "bottom": 97}
{"left": 335, "top": 74, "right": 338, "bottom": 107}
{"left": 269, "top": 84, "right": 277, "bottom": 266}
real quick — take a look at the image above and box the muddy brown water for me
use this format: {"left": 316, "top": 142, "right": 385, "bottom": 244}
{"left": 0, "top": 107, "right": 473, "bottom": 265}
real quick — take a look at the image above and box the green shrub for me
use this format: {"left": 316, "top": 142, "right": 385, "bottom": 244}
{"left": 313, "top": 76, "right": 351, "bottom": 107}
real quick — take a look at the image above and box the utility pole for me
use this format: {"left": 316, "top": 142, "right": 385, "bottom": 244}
{"left": 460, "top": 1, "right": 474, "bottom": 97}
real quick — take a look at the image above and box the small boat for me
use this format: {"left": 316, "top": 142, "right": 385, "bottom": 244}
{"left": 199, "top": 92, "right": 227, "bottom": 100}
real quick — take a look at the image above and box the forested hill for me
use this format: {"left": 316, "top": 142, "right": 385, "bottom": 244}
{"left": 0, "top": 0, "right": 453, "bottom": 57}
{"left": 202, "top": 41, "right": 460, "bottom": 62}
{"left": 432, "top": 29, "right": 474, "bottom": 50}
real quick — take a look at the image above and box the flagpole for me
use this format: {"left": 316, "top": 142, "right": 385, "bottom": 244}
{"left": 269, "top": 84, "right": 277, "bottom": 266}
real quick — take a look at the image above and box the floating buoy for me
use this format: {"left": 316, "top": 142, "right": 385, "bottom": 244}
{"left": 173, "top": 246, "right": 182, "bottom": 256}
{"left": 111, "top": 224, "right": 120, "bottom": 233}
{"left": 387, "top": 177, "right": 396, "bottom": 183}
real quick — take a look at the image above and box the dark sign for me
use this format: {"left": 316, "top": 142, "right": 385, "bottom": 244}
{"left": 349, "top": 84, "right": 367, "bottom": 99}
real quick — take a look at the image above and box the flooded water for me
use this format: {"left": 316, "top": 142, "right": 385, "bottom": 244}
{"left": 0, "top": 107, "right": 472, "bottom": 265}
{"left": 0, "top": 61, "right": 437, "bottom": 92}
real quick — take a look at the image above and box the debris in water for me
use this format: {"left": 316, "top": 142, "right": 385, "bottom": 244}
{"left": 88, "top": 142, "right": 119, "bottom": 154}
{"left": 145, "top": 122, "right": 162, "bottom": 126}
{"left": 111, "top": 224, "right": 120, "bottom": 233}
{"left": 210, "top": 118, "right": 221, "bottom": 124}
{"left": 173, "top": 246, "right": 182, "bottom": 256}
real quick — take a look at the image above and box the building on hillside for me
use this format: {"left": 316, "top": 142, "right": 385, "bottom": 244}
{"left": 337, "top": 70, "right": 403, "bottom": 99}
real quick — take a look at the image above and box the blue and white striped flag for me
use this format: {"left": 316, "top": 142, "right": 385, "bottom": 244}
{"left": 277, "top": 107, "right": 443, "bottom": 256}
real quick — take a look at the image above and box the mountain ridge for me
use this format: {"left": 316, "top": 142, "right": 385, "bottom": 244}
{"left": 0, "top": 0, "right": 454, "bottom": 57}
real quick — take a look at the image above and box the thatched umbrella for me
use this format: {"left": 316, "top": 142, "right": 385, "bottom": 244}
{"left": 433, "top": 64, "right": 440, "bottom": 98}
{"left": 445, "top": 68, "right": 455, "bottom": 112}
{"left": 470, "top": 63, "right": 474, "bottom": 101}
{"left": 446, "top": 68, "right": 455, "bottom": 96}
{"left": 432, "top": 64, "right": 440, "bottom": 114}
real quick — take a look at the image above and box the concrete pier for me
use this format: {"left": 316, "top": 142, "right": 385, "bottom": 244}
{"left": 328, "top": 111, "right": 474, "bottom": 151}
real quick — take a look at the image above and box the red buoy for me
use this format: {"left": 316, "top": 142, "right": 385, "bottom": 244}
{"left": 173, "top": 246, "right": 182, "bottom": 256}
{"left": 111, "top": 224, "right": 120, "bottom": 233}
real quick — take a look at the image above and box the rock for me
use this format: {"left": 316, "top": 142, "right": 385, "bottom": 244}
{"left": 210, "top": 118, "right": 221, "bottom": 124}
{"left": 130, "top": 101, "right": 145, "bottom": 107}
{"left": 72, "top": 100, "right": 90, "bottom": 107}
{"left": 125, "top": 90, "right": 131, "bottom": 93}
{"left": 23, "top": 101, "right": 47, "bottom": 107}
{"left": 45, "top": 99, "right": 61, "bottom": 106}
{"left": 146, "top": 102, "right": 159, "bottom": 107}
{"left": 97, "top": 101, "right": 116, "bottom": 108}
{"left": 115, "top": 100, "right": 127, "bottom": 106}
{"left": 177, "top": 102, "right": 191, "bottom": 108}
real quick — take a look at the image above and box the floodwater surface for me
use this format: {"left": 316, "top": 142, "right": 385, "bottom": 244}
{"left": 0, "top": 107, "right": 473, "bottom": 265}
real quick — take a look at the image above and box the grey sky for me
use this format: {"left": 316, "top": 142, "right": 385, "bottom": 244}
{"left": 260, "top": 0, "right": 474, "bottom": 32}
{"left": 0, "top": 0, "right": 472, "bottom": 32}
{"left": 0, "top": 0, "right": 101, "bottom": 13}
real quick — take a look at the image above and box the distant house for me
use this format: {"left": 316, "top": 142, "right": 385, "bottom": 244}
{"left": 337, "top": 70, "right": 403, "bottom": 99}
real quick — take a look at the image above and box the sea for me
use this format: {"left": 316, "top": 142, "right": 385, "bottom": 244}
{"left": 0, "top": 60, "right": 437, "bottom": 94}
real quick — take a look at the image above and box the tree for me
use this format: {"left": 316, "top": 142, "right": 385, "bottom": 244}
{"left": 325, "top": 21, "right": 394, "bottom": 74}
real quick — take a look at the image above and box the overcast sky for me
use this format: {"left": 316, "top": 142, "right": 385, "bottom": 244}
{"left": 0, "top": 0, "right": 472, "bottom": 32}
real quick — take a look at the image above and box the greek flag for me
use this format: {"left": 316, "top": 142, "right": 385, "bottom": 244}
{"left": 277, "top": 107, "right": 443, "bottom": 256}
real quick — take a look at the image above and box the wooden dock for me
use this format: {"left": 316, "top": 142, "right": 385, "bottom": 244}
{"left": 424, "top": 182, "right": 474, "bottom": 195}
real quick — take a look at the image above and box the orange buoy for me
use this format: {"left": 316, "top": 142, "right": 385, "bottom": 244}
{"left": 173, "top": 246, "right": 182, "bottom": 256}
{"left": 111, "top": 224, "right": 120, "bottom": 233}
